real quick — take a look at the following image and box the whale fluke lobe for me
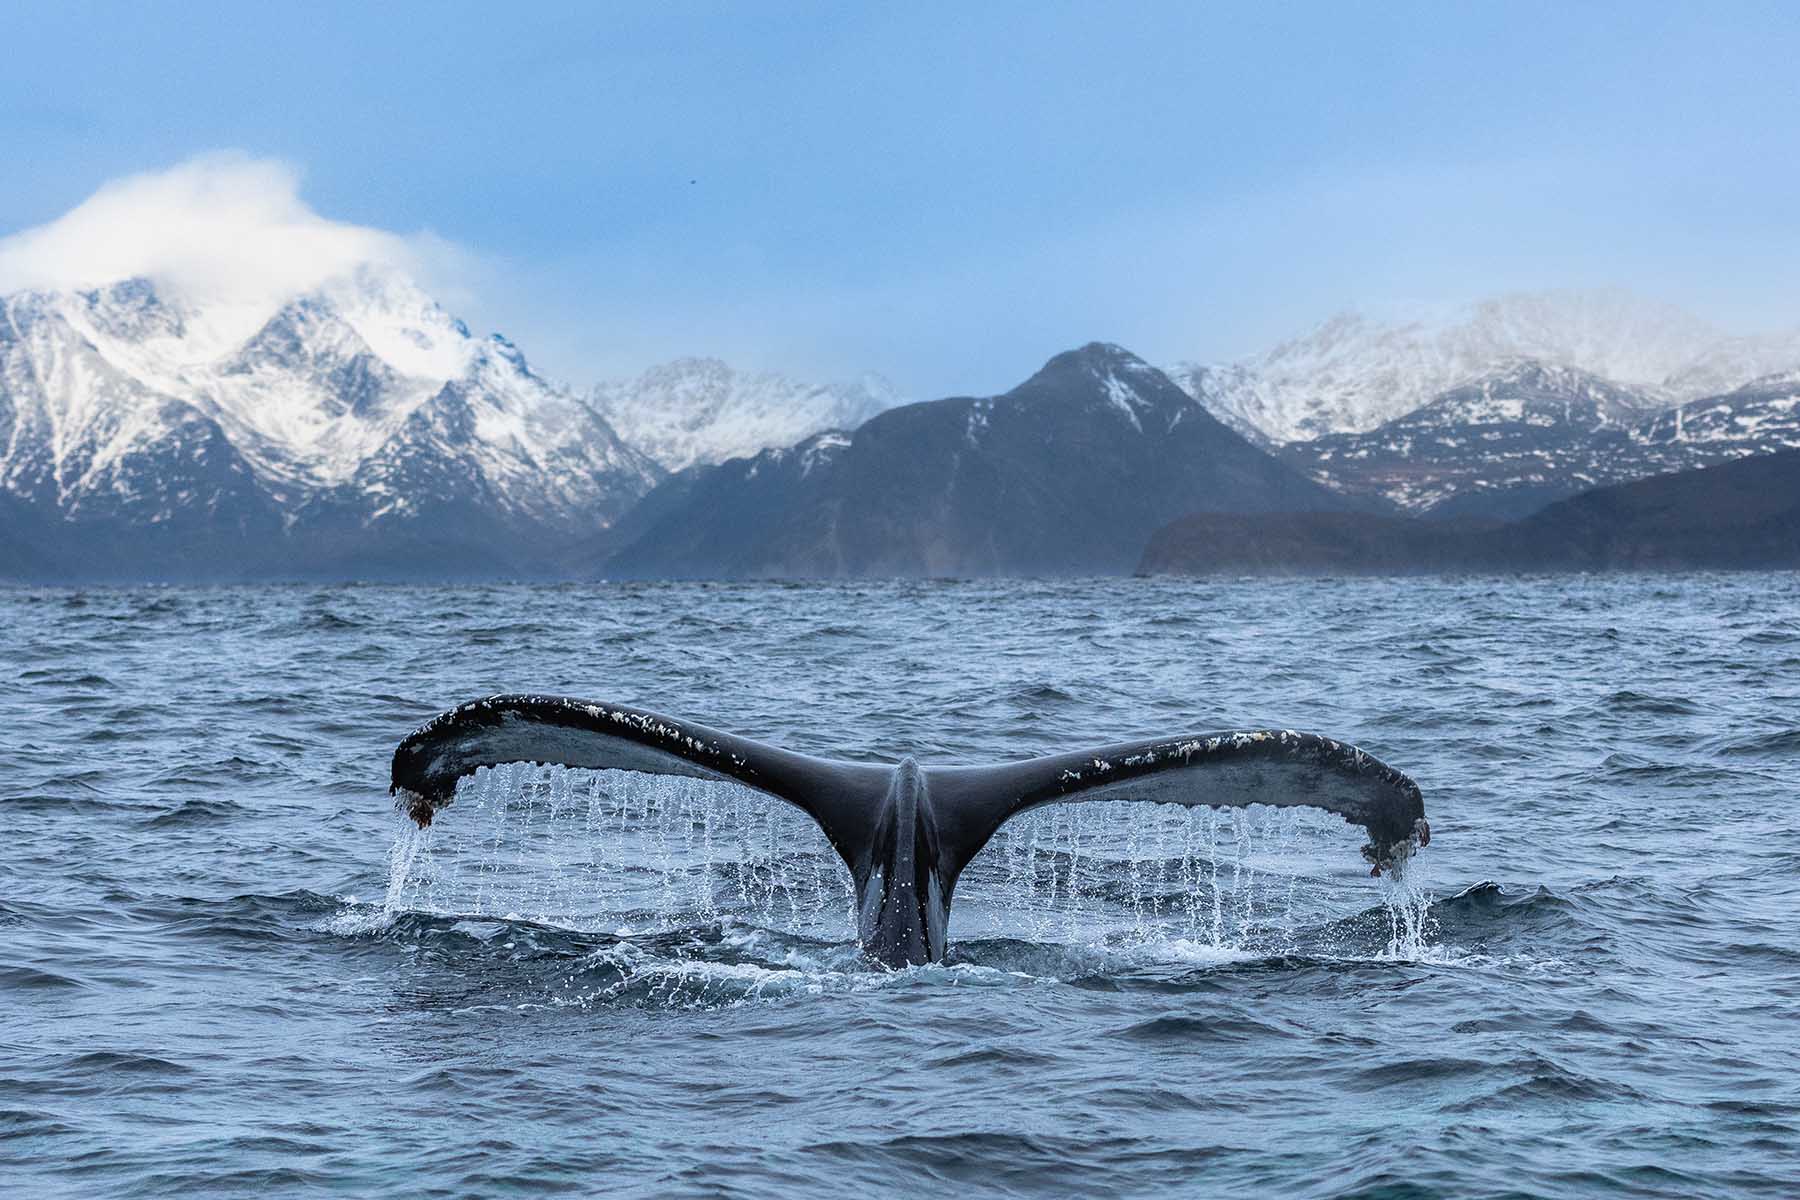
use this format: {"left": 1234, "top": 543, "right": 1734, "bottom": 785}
{"left": 390, "top": 694, "right": 1428, "bottom": 967}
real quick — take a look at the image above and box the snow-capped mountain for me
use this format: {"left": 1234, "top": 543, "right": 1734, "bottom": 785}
{"left": 0, "top": 270, "right": 659, "bottom": 577}
{"left": 602, "top": 343, "right": 1351, "bottom": 578}
{"left": 1659, "top": 332, "right": 1800, "bottom": 402}
{"left": 1631, "top": 370, "right": 1800, "bottom": 469}
{"left": 1169, "top": 291, "right": 1797, "bottom": 443}
{"left": 1286, "top": 361, "right": 1800, "bottom": 518}
{"left": 591, "top": 358, "right": 898, "bottom": 472}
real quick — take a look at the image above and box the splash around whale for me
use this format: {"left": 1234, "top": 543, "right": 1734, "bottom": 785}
{"left": 390, "top": 694, "right": 1430, "bottom": 967}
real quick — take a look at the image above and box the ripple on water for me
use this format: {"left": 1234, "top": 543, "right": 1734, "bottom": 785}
{"left": 4, "top": 575, "right": 1800, "bottom": 1198}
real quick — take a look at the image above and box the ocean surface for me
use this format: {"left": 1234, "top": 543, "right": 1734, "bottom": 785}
{"left": 4, "top": 576, "right": 1798, "bottom": 1198}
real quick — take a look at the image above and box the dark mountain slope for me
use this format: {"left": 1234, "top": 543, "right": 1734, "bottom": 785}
{"left": 604, "top": 344, "right": 1356, "bottom": 578}
{"left": 1497, "top": 448, "right": 1800, "bottom": 568}
{"left": 1139, "top": 450, "right": 1800, "bottom": 574}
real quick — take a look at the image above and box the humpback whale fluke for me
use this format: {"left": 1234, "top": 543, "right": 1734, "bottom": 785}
{"left": 390, "top": 694, "right": 1429, "bottom": 967}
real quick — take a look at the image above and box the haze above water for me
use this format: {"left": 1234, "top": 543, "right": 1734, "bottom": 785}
{"left": 4, "top": 576, "right": 1798, "bottom": 1197}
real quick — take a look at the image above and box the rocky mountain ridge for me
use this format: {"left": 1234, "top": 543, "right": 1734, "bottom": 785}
{"left": 0, "top": 270, "right": 660, "bottom": 577}
{"left": 6, "top": 269, "right": 1800, "bottom": 581}
{"left": 591, "top": 357, "right": 897, "bottom": 473}
{"left": 1169, "top": 290, "right": 1800, "bottom": 443}
{"left": 601, "top": 343, "right": 1354, "bottom": 579}
{"left": 1284, "top": 362, "right": 1800, "bottom": 519}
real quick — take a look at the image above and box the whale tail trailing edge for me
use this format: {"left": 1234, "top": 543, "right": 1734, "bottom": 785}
{"left": 390, "top": 694, "right": 1428, "bottom": 966}
{"left": 389, "top": 693, "right": 895, "bottom": 872}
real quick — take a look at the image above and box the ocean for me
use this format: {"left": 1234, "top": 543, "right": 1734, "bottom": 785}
{"left": 4, "top": 575, "right": 1797, "bottom": 1197}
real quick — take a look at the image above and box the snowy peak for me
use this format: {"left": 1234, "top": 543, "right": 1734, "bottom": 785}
{"left": 228, "top": 296, "right": 373, "bottom": 374}
{"left": 1289, "top": 354, "right": 1800, "bottom": 519}
{"left": 1451, "top": 290, "right": 1721, "bottom": 385}
{"left": 75, "top": 277, "right": 188, "bottom": 344}
{"left": 222, "top": 297, "right": 400, "bottom": 429}
{"left": 1634, "top": 372, "right": 1800, "bottom": 456}
{"left": 1016, "top": 342, "right": 1197, "bottom": 435}
{"left": 592, "top": 356, "right": 898, "bottom": 472}
{"left": 1029, "top": 341, "right": 1162, "bottom": 388}
{"left": 1161, "top": 362, "right": 1273, "bottom": 445}
{"left": 1172, "top": 290, "right": 1798, "bottom": 443}
{"left": 483, "top": 332, "right": 528, "bottom": 371}
{"left": 0, "top": 288, "right": 196, "bottom": 509}
{"left": 0, "top": 270, "right": 658, "bottom": 555}
{"left": 1039, "top": 340, "right": 1156, "bottom": 372}
{"left": 603, "top": 341, "right": 1346, "bottom": 579}
{"left": 1660, "top": 330, "right": 1800, "bottom": 401}
{"left": 1392, "top": 361, "right": 1653, "bottom": 432}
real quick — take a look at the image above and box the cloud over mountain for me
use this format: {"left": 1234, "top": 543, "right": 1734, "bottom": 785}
{"left": 0, "top": 154, "right": 465, "bottom": 353}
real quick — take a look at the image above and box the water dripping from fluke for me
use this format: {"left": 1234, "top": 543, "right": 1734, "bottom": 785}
{"left": 387, "top": 695, "right": 1430, "bottom": 968}
{"left": 370, "top": 763, "right": 1438, "bottom": 985}
{"left": 384, "top": 764, "right": 855, "bottom": 941}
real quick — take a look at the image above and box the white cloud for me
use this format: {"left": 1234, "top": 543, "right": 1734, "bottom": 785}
{"left": 0, "top": 152, "right": 470, "bottom": 351}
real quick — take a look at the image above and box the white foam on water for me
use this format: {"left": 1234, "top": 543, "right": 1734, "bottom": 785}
{"left": 540, "top": 932, "right": 1028, "bottom": 1012}
{"left": 319, "top": 899, "right": 395, "bottom": 936}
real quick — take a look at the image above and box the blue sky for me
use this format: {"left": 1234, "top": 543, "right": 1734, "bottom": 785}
{"left": 6, "top": 1, "right": 1799, "bottom": 394}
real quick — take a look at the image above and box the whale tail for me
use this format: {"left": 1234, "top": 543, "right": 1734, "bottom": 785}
{"left": 390, "top": 694, "right": 1428, "bottom": 966}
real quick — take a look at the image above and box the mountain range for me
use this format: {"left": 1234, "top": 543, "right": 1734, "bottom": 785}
{"left": 0, "top": 271, "right": 658, "bottom": 578}
{"left": 1283, "top": 361, "right": 1800, "bottom": 520}
{"left": 601, "top": 343, "right": 1350, "bottom": 578}
{"left": 1166, "top": 290, "right": 1800, "bottom": 443}
{"left": 1139, "top": 450, "right": 1800, "bottom": 574}
{"left": 591, "top": 358, "right": 897, "bottom": 473}
{"left": 3, "top": 269, "right": 1798, "bottom": 582}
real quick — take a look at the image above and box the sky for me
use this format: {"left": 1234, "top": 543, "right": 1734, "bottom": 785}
{"left": 5, "top": 1, "right": 1800, "bottom": 396}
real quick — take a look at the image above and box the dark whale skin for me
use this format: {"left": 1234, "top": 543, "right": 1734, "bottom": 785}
{"left": 392, "top": 694, "right": 1428, "bottom": 967}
